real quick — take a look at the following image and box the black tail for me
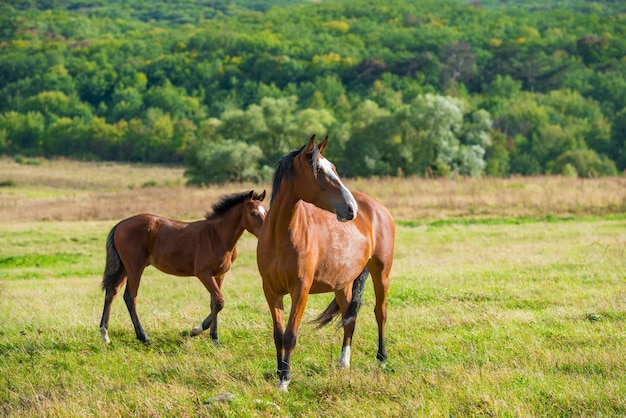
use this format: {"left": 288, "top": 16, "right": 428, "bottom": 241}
{"left": 312, "top": 267, "right": 369, "bottom": 328}
{"left": 101, "top": 225, "right": 124, "bottom": 291}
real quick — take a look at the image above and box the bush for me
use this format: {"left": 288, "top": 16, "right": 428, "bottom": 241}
{"left": 184, "top": 139, "right": 264, "bottom": 185}
{"left": 552, "top": 149, "right": 618, "bottom": 177}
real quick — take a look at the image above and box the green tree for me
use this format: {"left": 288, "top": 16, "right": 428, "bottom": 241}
{"left": 552, "top": 149, "right": 617, "bottom": 178}
{"left": 610, "top": 107, "right": 626, "bottom": 170}
{"left": 143, "top": 80, "right": 203, "bottom": 120}
{"left": 0, "top": 111, "right": 45, "bottom": 155}
{"left": 110, "top": 87, "right": 144, "bottom": 121}
{"left": 184, "top": 139, "right": 264, "bottom": 185}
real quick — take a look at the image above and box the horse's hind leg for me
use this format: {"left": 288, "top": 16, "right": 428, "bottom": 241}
{"left": 333, "top": 288, "right": 355, "bottom": 368}
{"left": 99, "top": 227, "right": 127, "bottom": 344}
{"left": 123, "top": 266, "right": 150, "bottom": 344}
{"left": 99, "top": 276, "right": 127, "bottom": 343}
{"left": 369, "top": 260, "right": 390, "bottom": 363}
{"left": 334, "top": 267, "right": 368, "bottom": 368}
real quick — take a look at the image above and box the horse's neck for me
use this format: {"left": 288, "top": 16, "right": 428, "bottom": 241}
{"left": 210, "top": 209, "right": 246, "bottom": 250}
{"left": 267, "top": 182, "right": 302, "bottom": 232}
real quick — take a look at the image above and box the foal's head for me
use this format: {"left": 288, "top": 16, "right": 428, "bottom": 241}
{"left": 290, "top": 135, "right": 358, "bottom": 222}
{"left": 242, "top": 189, "right": 267, "bottom": 237}
{"left": 207, "top": 190, "right": 267, "bottom": 237}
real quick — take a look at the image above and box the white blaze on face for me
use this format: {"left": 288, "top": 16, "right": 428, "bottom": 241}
{"left": 318, "top": 156, "right": 358, "bottom": 219}
{"left": 258, "top": 205, "right": 267, "bottom": 217}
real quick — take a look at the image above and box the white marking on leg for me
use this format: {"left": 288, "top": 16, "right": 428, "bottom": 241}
{"left": 100, "top": 327, "right": 111, "bottom": 344}
{"left": 338, "top": 345, "right": 351, "bottom": 368}
{"left": 277, "top": 379, "right": 290, "bottom": 392}
{"left": 191, "top": 325, "right": 203, "bottom": 337}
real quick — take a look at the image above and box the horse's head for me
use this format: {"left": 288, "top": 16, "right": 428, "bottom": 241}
{"left": 292, "top": 135, "right": 358, "bottom": 222}
{"left": 243, "top": 189, "right": 267, "bottom": 237}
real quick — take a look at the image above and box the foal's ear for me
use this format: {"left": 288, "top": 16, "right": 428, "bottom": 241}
{"left": 305, "top": 134, "right": 317, "bottom": 153}
{"left": 319, "top": 136, "right": 328, "bottom": 154}
{"left": 258, "top": 190, "right": 266, "bottom": 201}
{"left": 246, "top": 190, "right": 255, "bottom": 200}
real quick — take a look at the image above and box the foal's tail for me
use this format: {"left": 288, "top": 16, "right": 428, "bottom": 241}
{"left": 101, "top": 224, "right": 124, "bottom": 291}
{"left": 312, "top": 267, "right": 369, "bottom": 328}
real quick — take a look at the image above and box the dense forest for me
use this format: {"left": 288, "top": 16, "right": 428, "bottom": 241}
{"left": 1, "top": 0, "right": 625, "bottom": 183}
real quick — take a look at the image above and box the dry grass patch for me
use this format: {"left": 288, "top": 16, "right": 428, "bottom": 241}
{"left": 1, "top": 157, "right": 625, "bottom": 222}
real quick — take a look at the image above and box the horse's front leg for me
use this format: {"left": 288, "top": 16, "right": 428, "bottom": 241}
{"left": 278, "top": 284, "right": 310, "bottom": 392}
{"left": 263, "top": 286, "right": 286, "bottom": 389}
{"left": 191, "top": 272, "right": 224, "bottom": 339}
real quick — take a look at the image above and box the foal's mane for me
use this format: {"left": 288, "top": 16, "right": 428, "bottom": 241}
{"left": 270, "top": 143, "right": 321, "bottom": 205}
{"left": 205, "top": 191, "right": 260, "bottom": 220}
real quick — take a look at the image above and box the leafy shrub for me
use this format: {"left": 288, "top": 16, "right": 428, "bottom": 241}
{"left": 184, "top": 139, "right": 264, "bottom": 185}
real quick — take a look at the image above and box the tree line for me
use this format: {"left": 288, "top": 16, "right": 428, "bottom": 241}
{"left": 1, "top": 0, "right": 625, "bottom": 183}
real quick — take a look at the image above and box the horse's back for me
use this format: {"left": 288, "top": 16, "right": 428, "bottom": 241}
{"left": 114, "top": 214, "right": 197, "bottom": 270}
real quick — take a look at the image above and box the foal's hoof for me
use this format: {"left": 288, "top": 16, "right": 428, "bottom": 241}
{"left": 211, "top": 338, "right": 222, "bottom": 346}
{"left": 190, "top": 326, "right": 203, "bottom": 337}
{"left": 277, "top": 379, "right": 290, "bottom": 393}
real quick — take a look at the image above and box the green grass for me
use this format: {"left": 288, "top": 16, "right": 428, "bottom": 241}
{"left": 1, "top": 217, "right": 625, "bottom": 416}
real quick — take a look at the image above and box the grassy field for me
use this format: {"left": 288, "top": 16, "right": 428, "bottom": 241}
{"left": 1, "top": 157, "right": 625, "bottom": 416}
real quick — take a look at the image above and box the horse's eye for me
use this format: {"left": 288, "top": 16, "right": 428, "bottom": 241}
{"left": 250, "top": 211, "right": 257, "bottom": 217}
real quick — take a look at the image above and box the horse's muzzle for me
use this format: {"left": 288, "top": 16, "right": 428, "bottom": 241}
{"left": 335, "top": 186, "right": 358, "bottom": 222}
{"left": 336, "top": 202, "right": 357, "bottom": 222}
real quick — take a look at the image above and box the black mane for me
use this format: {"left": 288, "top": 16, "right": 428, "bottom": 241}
{"left": 270, "top": 143, "right": 320, "bottom": 205}
{"left": 205, "top": 191, "right": 259, "bottom": 220}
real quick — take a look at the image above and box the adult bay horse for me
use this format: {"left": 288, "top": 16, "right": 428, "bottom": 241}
{"left": 99, "top": 190, "right": 266, "bottom": 345}
{"left": 257, "top": 135, "right": 395, "bottom": 392}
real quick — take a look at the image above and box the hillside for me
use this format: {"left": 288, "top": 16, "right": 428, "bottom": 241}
{"left": 1, "top": 0, "right": 625, "bottom": 182}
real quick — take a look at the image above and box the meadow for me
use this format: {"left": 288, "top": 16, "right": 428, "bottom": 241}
{"left": 1, "top": 157, "right": 625, "bottom": 417}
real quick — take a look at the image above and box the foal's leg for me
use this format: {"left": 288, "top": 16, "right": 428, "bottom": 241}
{"left": 208, "top": 275, "right": 225, "bottom": 344}
{"left": 99, "top": 277, "right": 127, "bottom": 343}
{"left": 191, "top": 272, "right": 223, "bottom": 337}
{"left": 123, "top": 265, "right": 150, "bottom": 344}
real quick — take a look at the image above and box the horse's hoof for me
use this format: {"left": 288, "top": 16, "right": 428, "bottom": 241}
{"left": 211, "top": 338, "right": 222, "bottom": 346}
{"left": 99, "top": 327, "right": 111, "bottom": 344}
{"left": 277, "top": 380, "right": 290, "bottom": 392}
{"left": 142, "top": 339, "right": 151, "bottom": 346}
{"left": 338, "top": 346, "right": 351, "bottom": 368}
{"left": 190, "top": 326, "right": 202, "bottom": 337}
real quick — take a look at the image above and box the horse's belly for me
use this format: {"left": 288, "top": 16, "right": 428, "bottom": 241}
{"left": 306, "top": 225, "right": 370, "bottom": 293}
{"left": 149, "top": 256, "right": 195, "bottom": 277}
{"left": 308, "top": 256, "right": 368, "bottom": 294}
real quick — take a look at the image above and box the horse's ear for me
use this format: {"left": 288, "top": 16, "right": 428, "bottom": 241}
{"left": 305, "top": 134, "right": 316, "bottom": 153}
{"left": 247, "top": 190, "right": 255, "bottom": 200}
{"left": 259, "top": 190, "right": 266, "bottom": 201}
{"left": 319, "top": 136, "right": 328, "bottom": 154}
